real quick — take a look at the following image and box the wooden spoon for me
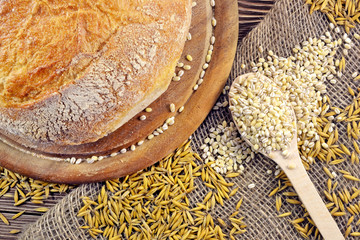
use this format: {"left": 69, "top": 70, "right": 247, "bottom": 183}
{"left": 229, "top": 73, "right": 344, "bottom": 240}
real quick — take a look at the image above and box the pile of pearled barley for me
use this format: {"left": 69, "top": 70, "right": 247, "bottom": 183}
{"left": 200, "top": 121, "right": 252, "bottom": 174}
{"left": 229, "top": 73, "right": 296, "bottom": 157}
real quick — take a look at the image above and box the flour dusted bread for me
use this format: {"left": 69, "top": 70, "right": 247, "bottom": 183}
{"left": 0, "top": 0, "right": 191, "bottom": 148}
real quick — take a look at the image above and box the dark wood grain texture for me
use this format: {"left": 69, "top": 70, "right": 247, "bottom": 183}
{"left": 0, "top": 0, "right": 274, "bottom": 239}
{"left": 238, "top": 0, "right": 275, "bottom": 39}
{"left": 0, "top": 189, "right": 72, "bottom": 240}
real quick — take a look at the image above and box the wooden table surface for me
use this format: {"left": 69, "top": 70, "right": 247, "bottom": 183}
{"left": 0, "top": 1, "right": 275, "bottom": 239}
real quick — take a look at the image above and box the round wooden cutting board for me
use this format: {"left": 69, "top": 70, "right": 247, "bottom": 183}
{"left": 0, "top": 0, "right": 239, "bottom": 184}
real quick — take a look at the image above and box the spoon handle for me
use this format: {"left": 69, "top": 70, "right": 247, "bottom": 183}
{"left": 279, "top": 155, "right": 344, "bottom": 240}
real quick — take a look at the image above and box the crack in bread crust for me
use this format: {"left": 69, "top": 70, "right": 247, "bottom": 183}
{"left": 0, "top": 0, "right": 192, "bottom": 147}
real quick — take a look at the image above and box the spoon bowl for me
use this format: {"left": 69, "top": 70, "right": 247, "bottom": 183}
{"left": 229, "top": 73, "right": 344, "bottom": 240}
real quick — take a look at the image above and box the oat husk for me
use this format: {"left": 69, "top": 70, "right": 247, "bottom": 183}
{"left": 20, "top": 0, "right": 360, "bottom": 239}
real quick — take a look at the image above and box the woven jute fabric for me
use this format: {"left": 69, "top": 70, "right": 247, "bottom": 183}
{"left": 20, "top": 0, "right": 360, "bottom": 239}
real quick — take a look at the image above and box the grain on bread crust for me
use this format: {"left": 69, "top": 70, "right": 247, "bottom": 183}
{"left": 0, "top": 0, "right": 192, "bottom": 148}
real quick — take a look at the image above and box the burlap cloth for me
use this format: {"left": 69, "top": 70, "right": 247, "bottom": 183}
{"left": 20, "top": 0, "right": 360, "bottom": 239}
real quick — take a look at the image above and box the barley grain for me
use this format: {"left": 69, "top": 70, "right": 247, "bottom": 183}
{"left": 277, "top": 212, "right": 292, "bottom": 218}
{"left": 12, "top": 210, "right": 25, "bottom": 220}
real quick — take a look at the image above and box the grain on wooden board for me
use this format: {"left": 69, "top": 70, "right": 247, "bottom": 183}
{"left": 0, "top": 166, "right": 74, "bottom": 235}
{"left": 0, "top": 212, "right": 9, "bottom": 225}
{"left": 12, "top": 210, "right": 25, "bottom": 220}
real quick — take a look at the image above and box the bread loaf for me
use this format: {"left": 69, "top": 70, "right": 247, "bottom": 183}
{"left": 0, "top": 0, "right": 191, "bottom": 148}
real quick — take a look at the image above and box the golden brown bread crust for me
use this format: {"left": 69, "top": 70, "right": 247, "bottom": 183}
{"left": 0, "top": 0, "right": 192, "bottom": 148}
